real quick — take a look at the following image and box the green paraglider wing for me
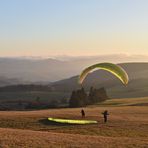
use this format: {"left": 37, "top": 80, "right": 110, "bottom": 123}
{"left": 79, "top": 63, "right": 129, "bottom": 85}
{"left": 48, "top": 118, "right": 98, "bottom": 124}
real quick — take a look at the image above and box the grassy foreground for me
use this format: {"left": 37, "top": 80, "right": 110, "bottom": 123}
{"left": 0, "top": 97, "right": 148, "bottom": 148}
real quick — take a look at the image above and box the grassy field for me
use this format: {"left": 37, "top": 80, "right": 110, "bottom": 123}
{"left": 0, "top": 97, "right": 148, "bottom": 147}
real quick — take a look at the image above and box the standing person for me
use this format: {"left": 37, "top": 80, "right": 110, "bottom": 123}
{"left": 81, "top": 109, "right": 85, "bottom": 118}
{"left": 102, "top": 110, "right": 109, "bottom": 123}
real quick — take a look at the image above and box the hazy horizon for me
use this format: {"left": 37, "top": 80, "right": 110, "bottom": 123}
{"left": 0, "top": 53, "right": 147, "bottom": 83}
{"left": 0, "top": 53, "right": 148, "bottom": 61}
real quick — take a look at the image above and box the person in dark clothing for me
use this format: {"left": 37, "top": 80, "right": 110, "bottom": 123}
{"left": 81, "top": 109, "right": 85, "bottom": 118}
{"left": 102, "top": 110, "right": 109, "bottom": 123}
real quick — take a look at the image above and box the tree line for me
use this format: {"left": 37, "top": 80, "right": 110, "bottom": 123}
{"left": 69, "top": 87, "right": 108, "bottom": 107}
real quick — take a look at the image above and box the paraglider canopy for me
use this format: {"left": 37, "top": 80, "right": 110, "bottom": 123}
{"left": 79, "top": 62, "right": 129, "bottom": 85}
{"left": 48, "top": 118, "right": 98, "bottom": 124}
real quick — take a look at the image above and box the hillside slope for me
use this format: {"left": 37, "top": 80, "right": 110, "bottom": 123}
{"left": 0, "top": 128, "right": 147, "bottom": 148}
{"left": 0, "top": 56, "right": 147, "bottom": 84}
{"left": 51, "top": 63, "right": 148, "bottom": 98}
{"left": 0, "top": 97, "right": 148, "bottom": 148}
{"left": 0, "top": 62, "right": 147, "bottom": 99}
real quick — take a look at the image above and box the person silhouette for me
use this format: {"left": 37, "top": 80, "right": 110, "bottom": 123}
{"left": 102, "top": 110, "right": 109, "bottom": 123}
{"left": 81, "top": 109, "right": 85, "bottom": 118}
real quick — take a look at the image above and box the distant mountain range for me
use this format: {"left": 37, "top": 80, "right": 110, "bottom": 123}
{"left": 0, "top": 56, "right": 148, "bottom": 99}
{"left": 50, "top": 63, "right": 148, "bottom": 98}
{"left": 0, "top": 54, "right": 148, "bottom": 85}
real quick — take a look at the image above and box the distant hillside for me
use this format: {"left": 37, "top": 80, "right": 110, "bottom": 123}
{"left": 0, "top": 62, "right": 147, "bottom": 110}
{"left": 0, "top": 55, "right": 148, "bottom": 84}
{"left": 50, "top": 63, "right": 148, "bottom": 98}
{"left": 0, "top": 62, "right": 147, "bottom": 99}
{"left": 0, "top": 76, "right": 23, "bottom": 86}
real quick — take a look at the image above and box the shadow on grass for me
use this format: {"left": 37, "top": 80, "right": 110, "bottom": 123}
{"left": 39, "top": 118, "right": 76, "bottom": 126}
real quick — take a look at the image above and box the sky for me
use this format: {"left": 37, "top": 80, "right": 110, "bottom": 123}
{"left": 0, "top": 0, "right": 148, "bottom": 57}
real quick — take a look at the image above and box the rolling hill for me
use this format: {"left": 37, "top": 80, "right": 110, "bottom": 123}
{"left": 0, "top": 59, "right": 147, "bottom": 100}
{"left": 0, "top": 55, "right": 147, "bottom": 84}
{"left": 0, "top": 97, "right": 148, "bottom": 147}
{"left": 50, "top": 63, "right": 148, "bottom": 98}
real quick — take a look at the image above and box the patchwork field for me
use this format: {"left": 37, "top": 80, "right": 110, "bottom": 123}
{"left": 0, "top": 97, "right": 148, "bottom": 148}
